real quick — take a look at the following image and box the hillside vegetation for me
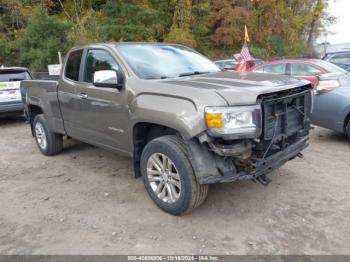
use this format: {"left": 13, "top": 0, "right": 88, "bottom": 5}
{"left": 0, "top": 0, "right": 334, "bottom": 71}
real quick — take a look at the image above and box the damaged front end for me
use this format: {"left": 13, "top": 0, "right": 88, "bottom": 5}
{"left": 187, "top": 85, "right": 312, "bottom": 185}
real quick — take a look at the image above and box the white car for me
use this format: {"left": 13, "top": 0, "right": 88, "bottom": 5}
{"left": 0, "top": 67, "right": 32, "bottom": 117}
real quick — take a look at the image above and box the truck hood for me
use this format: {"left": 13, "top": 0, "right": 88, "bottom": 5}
{"left": 163, "top": 71, "right": 310, "bottom": 105}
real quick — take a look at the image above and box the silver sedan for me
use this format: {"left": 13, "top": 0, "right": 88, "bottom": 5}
{"left": 311, "top": 72, "right": 350, "bottom": 139}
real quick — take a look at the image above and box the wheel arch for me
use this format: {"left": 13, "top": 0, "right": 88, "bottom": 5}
{"left": 344, "top": 111, "right": 350, "bottom": 136}
{"left": 28, "top": 104, "right": 44, "bottom": 136}
{"left": 132, "top": 122, "right": 182, "bottom": 178}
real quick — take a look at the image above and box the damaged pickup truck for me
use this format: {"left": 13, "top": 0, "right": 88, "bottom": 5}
{"left": 21, "top": 43, "right": 312, "bottom": 215}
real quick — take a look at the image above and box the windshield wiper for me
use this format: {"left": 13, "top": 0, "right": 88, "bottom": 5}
{"left": 178, "top": 71, "right": 211, "bottom": 77}
{"left": 145, "top": 76, "right": 171, "bottom": 80}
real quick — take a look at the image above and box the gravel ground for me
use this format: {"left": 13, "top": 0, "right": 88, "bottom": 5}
{"left": 0, "top": 116, "right": 350, "bottom": 255}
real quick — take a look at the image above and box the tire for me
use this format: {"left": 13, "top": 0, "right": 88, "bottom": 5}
{"left": 33, "top": 114, "right": 63, "bottom": 156}
{"left": 140, "top": 135, "right": 208, "bottom": 215}
{"left": 346, "top": 118, "right": 350, "bottom": 140}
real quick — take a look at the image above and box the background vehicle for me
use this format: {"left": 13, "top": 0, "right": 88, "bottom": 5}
{"left": 322, "top": 51, "right": 350, "bottom": 71}
{"left": 214, "top": 59, "right": 238, "bottom": 71}
{"left": 21, "top": 43, "right": 312, "bottom": 215}
{"left": 250, "top": 59, "right": 347, "bottom": 88}
{"left": 214, "top": 58, "right": 263, "bottom": 71}
{"left": 0, "top": 67, "right": 32, "bottom": 117}
{"left": 311, "top": 73, "right": 350, "bottom": 139}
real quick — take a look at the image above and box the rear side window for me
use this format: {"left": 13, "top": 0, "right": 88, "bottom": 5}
{"left": 224, "top": 61, "right": 237, "bottom": 69}
{"left": 291, "top": 63, "right": 321, "bottom": 76}
{"left": 0, "top": 70, "right": 31, "bottom": 82}
{"left": 65, "top": 49, "right": 83, "bottom": 81}
{"left": 262, "top": 64, "right": 286, "bottom": 74}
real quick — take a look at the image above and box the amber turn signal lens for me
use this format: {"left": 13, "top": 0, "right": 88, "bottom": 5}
{"left": 205, "top": 112, "right": 223, "bottom": 128}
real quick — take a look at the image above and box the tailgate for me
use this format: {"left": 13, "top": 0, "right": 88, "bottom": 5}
{"left": 0, "top": 81, "right": 21, "bottom": 103}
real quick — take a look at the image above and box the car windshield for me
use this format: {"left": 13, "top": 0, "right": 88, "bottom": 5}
{"left": 116, "top": 44, "right": 220, "bottom": 79}
{"left": 0, "top": 70, "right": 31, "bottom": 82}
{"left": 314, "top": 60, "right": 347, "bottom": 74}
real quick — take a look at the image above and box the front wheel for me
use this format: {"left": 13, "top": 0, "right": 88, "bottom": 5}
{"left": 33, "top": 114, "right": 63, "bottom": 156}
{"left": 140, "top": 135, "right": 208, "bottom": 215}
{"left": 346, "top": 119, "right": 350, "bottom": 140}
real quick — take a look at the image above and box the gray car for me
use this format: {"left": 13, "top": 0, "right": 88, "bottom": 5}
{"left": 311, "top": 73, "right": 350, "bottom": 139}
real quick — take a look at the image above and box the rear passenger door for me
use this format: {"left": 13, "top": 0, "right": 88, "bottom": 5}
{"left": 59, "top": 49, "right": 84, "bottom": 137}
{"left": 73, "top": 48, "right": 130, "bottom": 153}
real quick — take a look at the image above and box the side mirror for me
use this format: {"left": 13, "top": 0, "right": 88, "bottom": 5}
{"left": 93, "top": 70, "right": 122, "bottom": 89}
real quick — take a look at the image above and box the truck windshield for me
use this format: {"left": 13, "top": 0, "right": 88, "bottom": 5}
{"left": 116, "top": 44, "right": 220, "bottom": 79}
{"left": 0, "top": 70, "right": 31, "bottom": 82}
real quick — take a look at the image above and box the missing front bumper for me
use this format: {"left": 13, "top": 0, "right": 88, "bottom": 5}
{"left": 187, "top": 136, "right": 309, "bottom": 184}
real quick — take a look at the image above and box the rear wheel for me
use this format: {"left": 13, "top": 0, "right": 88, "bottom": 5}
{"left": 33, "top": 114, "right": 63, "bottom": 156}
{"left": 140, "top": 135, "right": 208, "bottom": 215}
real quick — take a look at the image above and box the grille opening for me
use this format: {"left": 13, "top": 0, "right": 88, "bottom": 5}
{"left": 254, "top": 85, "right": 311, "bottom": 159}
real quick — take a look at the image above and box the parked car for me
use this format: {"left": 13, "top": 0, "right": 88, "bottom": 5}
{"left": 214, "top": 58, "right": 263, "bottom": 71}
{"left": 0, "top": 67, "right": 32, "bottom": 117}
{"left": 249, "top": 59, "right": 347, "bottom": 88}
{"left": 21, "top": 43, "right": 312, "bottom": 215}
{"left": 311, "top": 72, "right": 350, "bottom": 139}
{"left": 214, "top": 59, "right": 238, "bottom": 71}
{"left": 322, "top": 51, "right": 350, "bottom": 71}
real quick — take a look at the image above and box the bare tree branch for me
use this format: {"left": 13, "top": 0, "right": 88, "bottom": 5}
{"left": 57, "top": 0, "right": 71, "bottom": 19}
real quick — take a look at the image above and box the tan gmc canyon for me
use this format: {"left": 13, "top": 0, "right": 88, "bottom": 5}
{"left": 21, "top": 43, "right": 312, "bottom": 215}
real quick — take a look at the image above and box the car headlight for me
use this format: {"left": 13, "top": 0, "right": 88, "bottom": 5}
{"left": 205, "top": 105, "right": 262, "bottom": 139}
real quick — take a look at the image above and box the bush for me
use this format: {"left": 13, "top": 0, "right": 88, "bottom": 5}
{"left": 17, "top": 7, "right": 70, "bottom": 71}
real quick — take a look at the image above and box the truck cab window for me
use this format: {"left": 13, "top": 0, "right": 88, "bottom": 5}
{"left": 65, "top": 49, "right": 83, "bottom": 81}
{"left": 84, "top": 50, "right": 119, "bottom": 83}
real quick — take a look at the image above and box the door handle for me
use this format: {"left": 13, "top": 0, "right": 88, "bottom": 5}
{"left": 78, "top": 93, "right": 88, "bottom": 99}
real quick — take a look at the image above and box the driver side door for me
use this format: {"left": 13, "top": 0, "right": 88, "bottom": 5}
{"left": 73, "top": 48, "right": 131, "bottom": 153}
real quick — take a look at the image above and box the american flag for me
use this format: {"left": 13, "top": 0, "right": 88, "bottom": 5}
{"left": 234, "top": 41, "right": 253, "bottom": 63}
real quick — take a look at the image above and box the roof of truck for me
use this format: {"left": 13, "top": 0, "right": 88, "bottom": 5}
{"left": 71, "top": 42, "right": 186, "bottom": 50}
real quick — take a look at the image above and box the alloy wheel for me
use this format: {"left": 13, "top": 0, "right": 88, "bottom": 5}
{"left": 35, "top": 122, "right": 47, "bottom": 150}
{"left": 146, "top": 153, "right": 181, "bottom": 204}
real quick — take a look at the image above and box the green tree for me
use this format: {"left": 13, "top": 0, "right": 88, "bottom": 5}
{"left": 165, "top": 0, "right": 196, "bottom": 47}
{"left": 17, "top": 7, "right": 70, "bottom": 71}
{"left": 97, "top": 0, "right": 162, "bottom": 42}
{"left": 192, "top": 0, "right": 212, "bottom": 54}
{"left": 0, "top": 0, "right": 336, "bottom": 68}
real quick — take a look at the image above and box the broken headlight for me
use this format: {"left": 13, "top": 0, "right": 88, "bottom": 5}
{"left": 205, "top": 105, "right": 262, "bottom": 139}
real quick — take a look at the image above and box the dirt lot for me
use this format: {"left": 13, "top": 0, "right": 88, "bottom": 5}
{"left": 0, "top": 116, "right": 350, "bottom": 255}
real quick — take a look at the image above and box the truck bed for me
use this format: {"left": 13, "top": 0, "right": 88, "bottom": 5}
{"left": 20, "top": 80, "right": 66, "bottom": 135}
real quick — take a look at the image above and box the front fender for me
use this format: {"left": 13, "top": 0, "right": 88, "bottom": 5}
{"left": 130, "top": 93, "right": 206, "bottom": 139}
